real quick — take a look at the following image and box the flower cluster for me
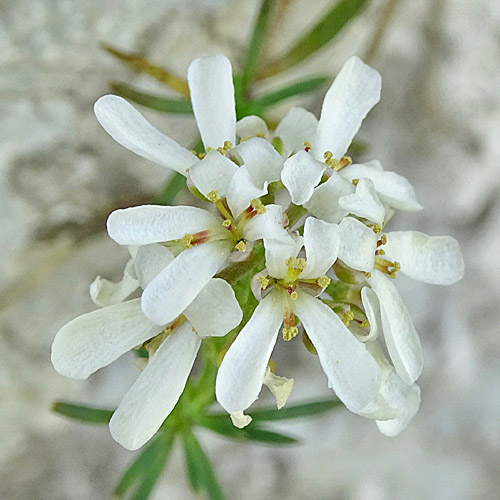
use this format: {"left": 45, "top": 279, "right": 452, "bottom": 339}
{"left": 52, "top": 55, "right": 464, "bottom": 450}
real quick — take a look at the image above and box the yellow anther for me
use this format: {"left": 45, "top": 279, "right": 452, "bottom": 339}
{"left": 340, "top": 156, "right": 352, "bottom": 167}
{"left": 183, "top": 233, "right": 194, "bottom": 249}
{"left": 365, "top": 272, "right": 372, "bottom": 279}
{"left": 206, "top": 147, "right": 213, "bottom": 152}
{"left": 285, "top": 257, "right": 296, "bottom": 268}
{"left": 251, "top": 198, "right": 266, "bottom": 214}
{"left": 377, "top": 249, "right": 386, "bottom": 256}
{"left": 352, "top": 178, "right": 359, "bottom": 186}
{"left": 257, "top": 276, "right": 270, "bottom": 289}
{"left": 235, "top": 240, "right": 247, "bottom": 252}
{"left": 342, "top": 310, "right": 354, "bottom": 326}
{"left": 283, "top": 326, "right": 299, "bottom": 341}
{"left": 223, "top": 140, "right": 233, "bottom": 150}
{"left": 255, "top": 133, "right": 265, "bottom": 138}
{"left": 222, "top": 219, "right": 232, "bottom": 228}
{"left": 360, "top": 320, "right": 370, "bottom": 329}
{"left": 323, "top": 151, "right": 333, "bottom": 163}
{"left": 317, "top": 276, "right": 331, "bottom": 288}
{"left": 295, "top": 258, "right": 306, "bottom": 271}
{"left": 380, "top": 234, "right": 387, "bottom": 245}
{"left": 198, "top": 152, "right": 207, "bottom": 159}
{"left": 207, "top": 190, "right": 220, "bottom": 202}
{"left": 216, "top": 146, "right": 225, "bottom": 154}
{"left": 371, "top": 224, "right": 382, "bottom": 234}
{"left": 303, "top": 140, "right": 312, "bottom": 149}
{"left": 290, "top": 291, "right": 299, "bottom": 300}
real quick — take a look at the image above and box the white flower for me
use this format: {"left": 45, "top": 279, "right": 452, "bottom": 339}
{"left": 51, "top": 244, "right": 242, "bottom": 450}
{"left": 279, "top": 57, "right": 421, "bottom": 223}
{"left": 106, "top": 186, "right": 291, "bottom": 325}
{"left": 215, "top": 217, "right": 382, "bottom": 422}
{"left": 365, "top": 230, "right": 464, "bottom": 384}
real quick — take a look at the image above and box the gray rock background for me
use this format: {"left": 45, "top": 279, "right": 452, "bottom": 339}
{"left": 1, "top": 0, "right": 498, "bottom": 498}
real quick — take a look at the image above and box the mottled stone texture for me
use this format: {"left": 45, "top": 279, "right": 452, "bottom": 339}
{"left": 1, "top": 0, "right": 498, "bottom": 499}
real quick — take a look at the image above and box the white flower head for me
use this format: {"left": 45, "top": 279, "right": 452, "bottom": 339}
{"left": 216, "top": 217, "right": 383, "bottom": 421}
{"left": 279, "top": 57, "right": 422, "bottom": 223}
{"left": 51, "top": 245, "right": 242, "bottom": 450}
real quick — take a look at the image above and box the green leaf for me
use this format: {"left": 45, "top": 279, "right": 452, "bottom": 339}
{"left": 182, "top": 430, "right": 226, "bottom": 500}
{"left": 51, "top": 401, "right": 114, "bottom": 424}
{"left": 240, "top": 0, "right": 277, "bottom": 94}
{"left": 155, "top": 172, "right": 186, "bottom": 206}
{"left": 199, "top": 416, "right": 298, "bottom": 445}
{"left": 109, "top": 82, "right": 193, "bottom": 114}
{"left": 249, "top": 399, "right": 342, "bottom": 421}
{"left": 259, "top": 0, "right": 369, "bottom": 77}
{"left": 102, "top": 44, "right": 190, "bottom": 96}
{"left": 206, "top": 399, "right": 342, "bottom": 424}
{"left": 252, "top": 76, "right": 330, "bottom": 107}
{"left": 114, "top": 429, "right": 175, "bottom": 500}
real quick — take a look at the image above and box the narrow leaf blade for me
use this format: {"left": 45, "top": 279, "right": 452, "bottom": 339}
{"left": 115, "top": 429, "right": 175, "bottom": 500}
{"left": 102, "top": 44, "right": 190, "bottom": 96}
{"left": 51, "top": 401, "right": 114, "bottom": 424}
{"left": 252, "top": 76, "right": 330, "bottom": 107}
{"left": 110, "top": 82, "right": 193, "bottom": 114}
{"left": 260, "top": 0, "right": 369, "bottom": 77}
{"left": 155, "top": 172, "right": 186, "bottom": 206}
{"left": 182, "top": 430, "right": 226, "bottom": 500}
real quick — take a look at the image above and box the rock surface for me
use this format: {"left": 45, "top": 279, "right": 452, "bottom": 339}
{"left": 1, "top": 0, "right": 498, "bottom": 499}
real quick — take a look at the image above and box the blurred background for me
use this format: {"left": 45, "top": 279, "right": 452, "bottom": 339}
{"left": 1, "top": 0, "right": 499, "bottom": 498}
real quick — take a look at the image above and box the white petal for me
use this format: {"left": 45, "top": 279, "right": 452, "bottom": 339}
{"left": 109, "top": 322, "right": 201, "bottom": 450}
{"left": 314, "top": 57, "right": 381, "bottom": 160}
{"left": 360, "top": 286, "right": 381, "bottom": 341}
{"left": 230, "top": 411, "right": 252, "bottom": 428}
{"left": 216, "top": 292, "right": 283, "bottom": 413}
{"left": 301, "top": 217, "right": 339, "bottom": 279}
{"left": 294, "top": 293, "right": 381, "bottom": 411}
{"left": 304, "top": 172, "right": 354, "bottom": 223}
{"left": 94, "top": 95, "right": 197, "bottom": 174}
{"left": 243, "top": 204, "right": 292, "bottom": 244}
{"left": 337, "top": 217, "right": 377, "bottom": 271}
{"left": 226, "top": 165, "right": 267, "bottom": 217}
{"left": 274, "top": 107, "right": 318, "bottom": 156}
{"left": 382, "top": 231, "right": 464, "bottom": 285}
{"left": 187, "top": 55, "right": 236, "bottom": 149}
{"left": 263, "top": 367, "right": 294, "bottom": 410}
{"left": 368, "top": 270, "right": 423, "bottom": 384}
{"left": 184, "top": 278, "right": 242, "bottom": 338}
{"left": 341, "top": 161, "right": 422, "bottom": 211}
{"left": 281, "top": 151, "right": 325, "bottom": 205}
{"left": 362, "top": 341, "right": 421, "bottom": 434}
{"left": 141, "top": 241, "right": 231, "bottom": 325}
{"left": 187, "top": 150, "right": 238, "bottom": 198}
{"left": 264, "top": 235, "right": 304, "bottom": 280}
{"left": 133, "top": 244, "right": 174, "bottom": 289}
{"left": 107, "top": 205, "right": 220, "bottom": 245}
{"left": 234, "top": 137, "right": 283, "bottom": 188}
{"left": 90, "top": 258, "right": 139, "bottom": 307}
{"left": 51, "top": 299, "right": 162, "bottom": 380}
{"left": 338, "top": 178, "right": 386, "bottom": 224}
{"left": 236, "top": 116, "right": 269, "bottom": 139}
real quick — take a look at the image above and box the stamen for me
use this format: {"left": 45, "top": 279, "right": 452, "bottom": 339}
{"left": 303, "top": 140, "right": 312, "bottom": 152}
{"left": 235, "top": 240, "right": 246, "bottom": 252}
{"left": 371, "top": 224, "right": 383, "bottom": 234}
{"left": 317, "top": 276, "right": 331, "bottom": 288}
{"left": 352, "top": 178, "right": 359, "bottom": 186}
{"left": 342, "top": 310, "right": 354, "bottom": 326}
{"left": 283, "top": 326, "right": 299, "bottom": 341}
{"left": 183, "top": 233, "right": 194, "bottom": 249}
{"left": 222, "top": 219, "right": 232, "bottom": 229}
{"left": 290, "top": 290, "right": 298, "bottom": 301}
{"left": 223, "top": 140, "right": 233, "bottom": 150}
{"left": 323, "top": 151, "right": 333, "bottom": 163}
{"left": 360, "top": 320, "right": 370, "bottom": 328}
{"left": 285, "top": 257, "right": 296, "bottom": 268}
{"left": 207, "top": 190, "right": 221, "bottom": 203}
{"left": 251, "top": 198, "right": 266, "bottom": 215}
{"left": 257, "top": 276, "right": 270, "bottom": 289}
{"left": 206, "top": 147, "right": 213, "bottom": 153}
{"left": 295, "top": 258, "right": 306, "bottom": 271}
